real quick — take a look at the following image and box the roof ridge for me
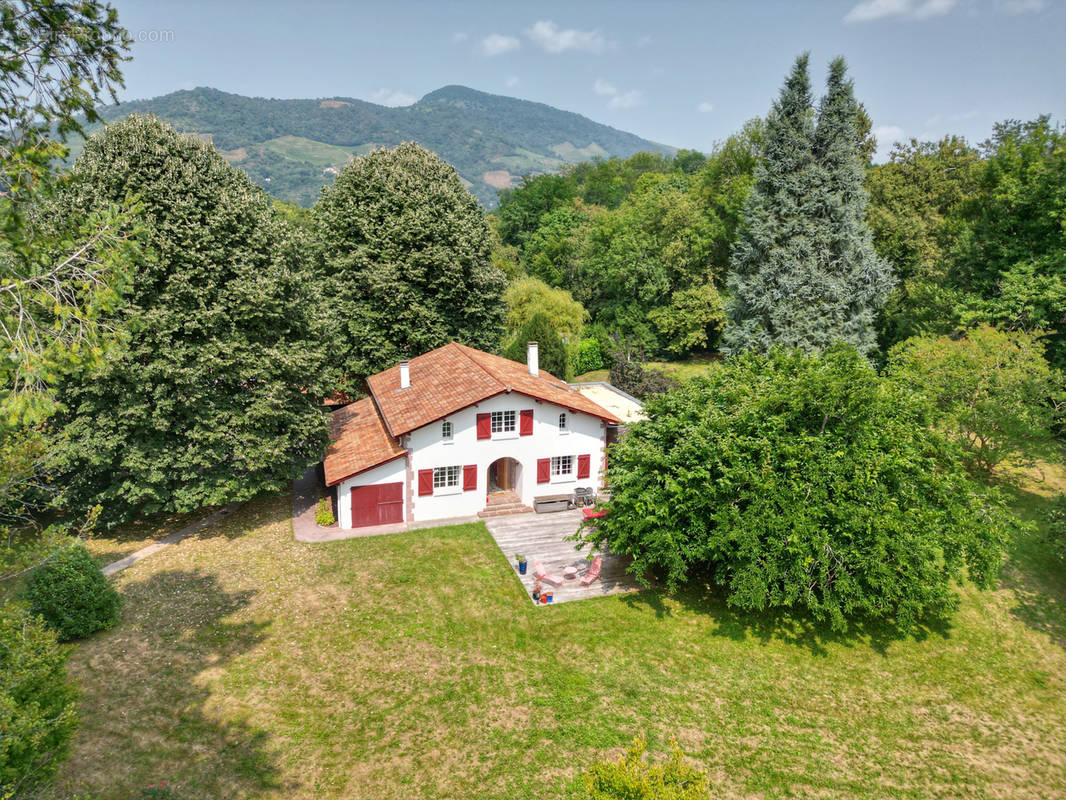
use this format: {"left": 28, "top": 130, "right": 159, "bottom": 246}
{"left": 451, "top": 341, "right": 507, "bottom": 392}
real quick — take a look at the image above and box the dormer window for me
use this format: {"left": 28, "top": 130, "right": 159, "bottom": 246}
{"left": 442, "top": 420, "right": 453, "bottom": 442}
{"left": 558, "top": 412, "right": 569, "bottom": 433}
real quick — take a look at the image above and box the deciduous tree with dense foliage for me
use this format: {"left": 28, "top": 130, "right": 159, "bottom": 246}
{"left": 503, "top": 276, "right": 587, "bottom": 343}
{"left": 49, "top": 115, "right": 331, "bottom": 526}
{"left": 724, "top": 55, "right": 893, "bottom": 357}
{"left": 313, "top": 142, "right": 506, "bottom": 378}
{"left": 581, "top": 345, "right": 1012, "bottom": 633}
{"left": 887, "top": 325, "right": 1058, "bottom": 473}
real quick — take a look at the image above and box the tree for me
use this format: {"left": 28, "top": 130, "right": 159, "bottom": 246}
{"left": 503, "top": 276, "right": 587, "bottom": 343}
{"left": 724, "top": 55, "right": 893, "bottom": 358}
{"left": 495, "top": 173, "right": 575, "bottom": 248}
{"left": 503, "top": 312, "right": 568, "bottom": 379}
{"left": 579, "top": 174, "right": 723, "bottom": 356}
{"left": 887, "top": 326, "right": 1058, "bottom": 473}
{"left": 581, "top": 345, "right": 1012, "bottom": 633}
{"left": 0, "top": 602, "right": 79, "bottom": 794}
{"left": 49, "top": 115, "right": 331, "bottom": 526}
{"left": 313, "top": 142, "right": 506, "bottom": 379}
{"left": 0, "top": 0, "right": 136, "bottom": 571}
{"left": 865, "top": 136, "right": 981, "bottom": 349}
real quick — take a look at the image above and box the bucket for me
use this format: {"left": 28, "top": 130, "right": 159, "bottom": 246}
{"left": 518, "top": 562, "right": 527, "bottom": 575}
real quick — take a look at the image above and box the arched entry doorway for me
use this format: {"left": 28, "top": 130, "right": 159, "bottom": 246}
{"left": 487, "top": 457, "right": 522, "bottom": 497}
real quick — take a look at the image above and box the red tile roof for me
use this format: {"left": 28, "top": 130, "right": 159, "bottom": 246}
{"left": 323, "top": 397, "right": 406, "bottom": 486}
{"left": 367, "top": 342, "right": 621, "bottom": 436}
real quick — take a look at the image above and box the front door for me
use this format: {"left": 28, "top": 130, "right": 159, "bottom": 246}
{"left": 488, "top": 459, "right": 514, "bottom": 494}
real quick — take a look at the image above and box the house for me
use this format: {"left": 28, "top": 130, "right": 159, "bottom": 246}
{"left": 322, "top": 341, "right": 624, "bottom": 529}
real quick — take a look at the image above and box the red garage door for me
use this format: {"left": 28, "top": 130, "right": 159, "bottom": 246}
{"left": 351, "top": 483, "right": 404, "bottom": 528}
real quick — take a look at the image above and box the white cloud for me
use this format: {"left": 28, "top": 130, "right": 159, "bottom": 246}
{"left": 843, "top": 0, "right": 956, "bottom": 22}
{"left": 697, "top": 101, "right": 714, "bottom": 113}
{"left": 996, "top": 0, "right": 1047, "bottom": 13}
{"left": 593, "top": 78, "right": 641, "bottom": 110}
{"left": 872, "top": 125, "right": 906, "bottom": 160}
{"left": 505, "top": 75, "right": 519, "bottom": 88}
{"left": 451, "top": 32, "right": 468, "bottom": 44}
{"left": 368, "top": 88, "right": 416, "bottom": 107}
{"left": 527, "top": 20, "right": 608, "bottom": 54}
{"left": 480, "top": 33, "right": 521, "bottom": 57}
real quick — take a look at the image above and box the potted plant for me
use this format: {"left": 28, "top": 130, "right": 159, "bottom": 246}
{"left": 514, "top": 554, "right": 527, "bottom": 575}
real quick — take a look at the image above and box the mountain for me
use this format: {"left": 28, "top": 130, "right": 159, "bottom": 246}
{"left": 76, "top": 85, "right": 674, "bottom": 207}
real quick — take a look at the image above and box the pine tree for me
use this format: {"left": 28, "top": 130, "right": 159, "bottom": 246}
{"left": 723, "top": 55, "right": 894, "bottom": 357}
{"left": 49, "top": 116, "right": 331, "bottom": 526}
{"left": 503, "top": 313, "right": 569, "bottom": 379}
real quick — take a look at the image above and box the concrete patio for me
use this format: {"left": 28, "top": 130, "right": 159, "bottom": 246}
{"left": 483, "top": 509, "right": 642, "bottom": 604}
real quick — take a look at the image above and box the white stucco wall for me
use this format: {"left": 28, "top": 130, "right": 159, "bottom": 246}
{"left": 335, "top": 456, "right": 407, "bottom": 529}
{"left": 333, "top": 393, "right": 607, "bottom": 528}
{"left": 405, "top": 392, "right": 606, "bottom": 522}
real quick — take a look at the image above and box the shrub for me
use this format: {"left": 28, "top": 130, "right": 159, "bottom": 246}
{"left": 315, "top": 496, "right": 336, "bottom": 527}
{"left": 571, "top": 337, "right": 607, "bottom": 376}
{"left": 23, "top": 543, "right": 121, "bottom": 641}
{"left": 566, "top": 736, "right": 710, "bottom": 800}
{"left": 608, "top": 357, "right": 676, "bottom": 400}
{"left": 0, "top": 602, "right": 79, "bottom": 791}
{"left": 581, "top": 345, "right": 1014, "bottom": 633}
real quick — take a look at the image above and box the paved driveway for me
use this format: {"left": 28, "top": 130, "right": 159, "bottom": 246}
{"left": 483, "top": 509, "right": 642, "bottom": 604}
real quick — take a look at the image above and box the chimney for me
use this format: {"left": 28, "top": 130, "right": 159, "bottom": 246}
{"left": 399, "top": 359, "right": 411, "bottom": 389}
{"left": 527, "top": 341, "right": 539, "bottom": 377}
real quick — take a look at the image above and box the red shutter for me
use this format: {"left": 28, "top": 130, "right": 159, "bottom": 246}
{"left": 417, "top": 469, "right": 433, "bottom": 496}
{"left": 462, "top": 464, "right": 477, "bottom": 491}
{"left": 577, "top": 454, "right": 591, "bottom": 479}
{"left": 519, "top": 409, "right": 534, "bottom": 436}
{"left": 536, "top": 458, "right": 550, "bottom": 484}
{"left": 476, "top": 413, "right": 491, "bottom": 439}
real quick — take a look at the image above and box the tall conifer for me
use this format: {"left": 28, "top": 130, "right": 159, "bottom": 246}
{"left": 723, "top": 55, "right": 894, "bottom": 356}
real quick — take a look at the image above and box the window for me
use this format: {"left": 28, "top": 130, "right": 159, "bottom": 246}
{"left": 433, "top": 465, "right": 460, "bottom": 489}
{"left": 490, "top": 410, "right": 516, "bottom": 434}
{"left": 551, "top": 455, "right": 573, "bottom": 477}
{"left": 441, "top": 420, "right": 453, "bottom": 442}
{"left": 558, "top": 412, "right": 568, "bottom": 432}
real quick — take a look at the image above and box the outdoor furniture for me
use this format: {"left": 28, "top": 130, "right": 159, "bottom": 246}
{"left": 562, "top": 566, "right": 579, "bottom": 580}
{"left": 534, "top": 494, "right": 571, "bottom": 513}
{"left": 580, "top": 555, "right": 603, "bottom": 587}
{"left": 582, "top": 508, "right": 607, "bottom": 521}
{"left": 533, "top": 560, "right": 563, "bottom": 587}
{"left": 573, "top": 486, "right": 596, "bottom": 507}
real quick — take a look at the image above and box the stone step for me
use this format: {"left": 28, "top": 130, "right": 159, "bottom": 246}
{"left": 477, "top": 504, "right": 534, "bottom": 518}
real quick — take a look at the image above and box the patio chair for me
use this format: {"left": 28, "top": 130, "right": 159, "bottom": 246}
{"left": 580, "top": 555, "right": 603, "bottom": 587}
{"left": 533, "top": 560, "right": 563, "bottom": 587}
{"left": 573, "top": 486, "right": 595, "bottom": 508}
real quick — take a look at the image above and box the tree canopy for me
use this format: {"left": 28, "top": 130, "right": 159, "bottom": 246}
{"left": 49, "top": 115, "right": 330, "bottom": 526}
{"left": 580, "top": 345, "right": 1012, "bottom": 632}
{"left": 313, "top": 142, "right": 506, "bottom": 380}
{"left": 724, "top": 55, "right": 894, "bottom": 357}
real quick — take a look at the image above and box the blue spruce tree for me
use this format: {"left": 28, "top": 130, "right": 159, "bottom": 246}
{"left": 723, "top": 55, "right": 894, "bottom": 356}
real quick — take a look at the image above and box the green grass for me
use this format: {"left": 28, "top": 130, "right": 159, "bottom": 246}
{"left": 55, "top": 471, "right": 1066, "bottom": 799}
{"left": 259, "top": 135, "right": 354, "bottom": 167}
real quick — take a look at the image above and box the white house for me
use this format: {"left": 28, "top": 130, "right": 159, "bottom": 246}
{"left": 322, "top": 341, "right": 624, "bottom": 529}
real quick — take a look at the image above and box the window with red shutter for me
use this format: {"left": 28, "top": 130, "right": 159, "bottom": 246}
{"left": 462, "top": 464, "right": 477, "bottom": 491}
{"left": 519, "top": 409, "right": 533, "bottom": 436}
{"left": 577, "top": 454, "right": 591, "bottom": 479}
{"left": 476, "top": 413, "right": 491, "bottom": 440}
{"left": 536, "top": 458, "right": 550, "bottom": 484}
{"left": 417, "top": 469, "right": 433, "bottom": 496}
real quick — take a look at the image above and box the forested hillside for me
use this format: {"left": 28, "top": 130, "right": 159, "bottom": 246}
{"left": 75, "top": 85, "right": 672, "bottom": 206}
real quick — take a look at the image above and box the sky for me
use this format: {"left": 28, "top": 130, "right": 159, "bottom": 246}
{"left": 112, "top": 0, "right": 1065, "bottom": 160}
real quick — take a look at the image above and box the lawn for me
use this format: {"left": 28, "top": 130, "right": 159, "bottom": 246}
{"left": 575, "top": 355, "right": 719, "bottom": 385}
{"left": 55, "top": 471, "right": 1066, "bottom": 799}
